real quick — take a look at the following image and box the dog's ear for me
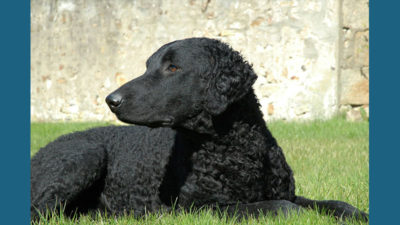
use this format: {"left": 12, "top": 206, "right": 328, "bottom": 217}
{"left": 204, "top": 43, "right": 257, "bottom": 115}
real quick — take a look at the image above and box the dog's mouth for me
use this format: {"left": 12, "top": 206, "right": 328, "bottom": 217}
{"left": 116, "top": 115, "right": 175, "bottom": 127}
{"left": 148, "top": 118, "right": 174, "bottom": 127}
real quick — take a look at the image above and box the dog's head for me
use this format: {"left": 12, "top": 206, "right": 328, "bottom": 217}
{"left": 106, "top": 38, "right": 257, "bottom": 133}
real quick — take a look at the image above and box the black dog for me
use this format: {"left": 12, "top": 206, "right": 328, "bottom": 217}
{"left": 31, "top": 38, "right": 368, "bottom": 221}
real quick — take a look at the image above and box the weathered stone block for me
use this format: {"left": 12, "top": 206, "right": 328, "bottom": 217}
{"left": 340, "top": 69, "right": 369, "bottom": 105}
{"left": 345, "top": 105, "right": 369, "bottom": 121}
{"left": 342, "top": 0, "right": 369, "bottom": 29}
{"left": 354, "top": 30, "right": 369, "bottom": 66}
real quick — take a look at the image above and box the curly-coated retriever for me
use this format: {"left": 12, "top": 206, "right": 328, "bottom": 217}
{"left": 31, "top": 37, "right": 368, "bottom": 221}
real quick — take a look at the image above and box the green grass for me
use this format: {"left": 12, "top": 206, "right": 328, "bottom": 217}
{"left": 30, "top": 118, "right": 369, "bottom": 224}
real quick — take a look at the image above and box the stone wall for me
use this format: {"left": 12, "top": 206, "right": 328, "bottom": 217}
{"left": 31, "top": 0, "right": 369, "bottom": 122}
{"left": 339, "top": 0, "right": 369, "bottom": 121}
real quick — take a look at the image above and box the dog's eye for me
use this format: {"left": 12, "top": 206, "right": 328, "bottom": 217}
{"left": 167, "top": 64, "right": 178, "bottom": 72}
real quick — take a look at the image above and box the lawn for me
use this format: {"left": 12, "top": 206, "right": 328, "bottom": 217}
{"left": 30, "top": 118, "right": 369, "bottom": 225}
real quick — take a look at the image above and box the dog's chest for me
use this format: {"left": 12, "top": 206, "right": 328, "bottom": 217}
{"left": 179, "top": 130, "right": 268, "bottom": 206}
{"left": 101, "top": 127, "right": 176, "bottom": 213}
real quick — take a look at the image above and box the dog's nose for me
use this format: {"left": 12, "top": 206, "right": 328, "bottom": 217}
{"left": 106, "top": 93, "right": 122, "bottom": 109}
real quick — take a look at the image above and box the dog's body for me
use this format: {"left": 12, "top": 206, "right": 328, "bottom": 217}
{"left": 31, "top": 38, "right": 368, "bottom": 221}
{"left": 31, "top": 126, "right": 175, "bottom": 216}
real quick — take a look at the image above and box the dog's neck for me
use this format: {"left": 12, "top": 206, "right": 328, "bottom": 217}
{"left": 177, "top": 91, "right": 277, "bottom": 147}
{"left": 213, "top": 92, "right": 266, "bottom": 134}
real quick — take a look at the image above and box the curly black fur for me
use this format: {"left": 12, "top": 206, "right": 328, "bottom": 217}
{"left": 31, "top": 38, "right": 368, "bottom": 221}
